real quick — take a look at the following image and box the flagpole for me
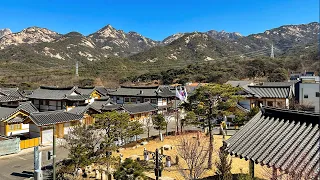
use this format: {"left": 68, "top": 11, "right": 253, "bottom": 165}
{"left": 175, "top": 96, "right": 179, "bottom": 135}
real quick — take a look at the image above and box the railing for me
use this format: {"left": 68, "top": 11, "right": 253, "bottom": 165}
{"left": 20, "top": 137, "right": 40, "bottom": 149}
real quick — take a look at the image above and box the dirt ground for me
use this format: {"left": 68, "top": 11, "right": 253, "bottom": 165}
{"left": 116, "top": 133, "right": 271, "bottom": 180}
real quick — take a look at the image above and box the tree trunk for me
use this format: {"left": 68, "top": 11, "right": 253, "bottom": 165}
{"left": 147, "top": 128, "right": 150, "bottom": 139}
{"left": 208, "top": 121, "right": 213, "bottom": 169}
{"left": 166, "top": 124, "right": 168, "bottom": 136}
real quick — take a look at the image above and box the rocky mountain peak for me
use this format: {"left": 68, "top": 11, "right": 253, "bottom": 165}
{"left": 0, "top": 28, "right": 12, "bottom": 38}
{"left": 0, "top": 26, "right": 61, "bottom": 49}
{"left": 206, "top": 30, "right": 242, "bottom": 40}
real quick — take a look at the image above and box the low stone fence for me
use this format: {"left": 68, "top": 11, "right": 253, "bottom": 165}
{"left": 0, "top": 135, "right": 20, "bottom": 156}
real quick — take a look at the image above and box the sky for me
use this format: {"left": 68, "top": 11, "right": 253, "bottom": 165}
{"left": 0, "top": 0, "right": 318, "bottom": 40}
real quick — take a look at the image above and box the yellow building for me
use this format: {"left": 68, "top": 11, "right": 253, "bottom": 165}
{"left": 0, "top": 102, "right": 38, "bottom": 137}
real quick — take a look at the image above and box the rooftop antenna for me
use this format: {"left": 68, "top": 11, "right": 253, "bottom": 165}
{"left": 270, "top": 43, "right": 275, "bottom": 58}
{"left": 76, "top": 61, "right": 79, "bottom": 77}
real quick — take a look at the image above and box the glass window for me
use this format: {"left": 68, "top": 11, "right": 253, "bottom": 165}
{"left": 136, "top": 97, "right": 141, "bottom": 102}
{"left": 304, "top": 95, "right": 308, "bottom": 98}
{"left": 162, "top": 98, "right": 166, "bottom": 103}
{"left": 151, "top": 99, "right": 157, "bottom": 104}
{"left": 267, "top": 101, "right": 274, "bottom": 107}
{"left": 144, "top": 98, "right": 150, "bottom": 102}
{"left": 124, "top": 97, "right": 130, "bottom": 102}
{"left": 131, "top": 98, "right": 136, "bottom": 103}
{"left": 116, "top": 97, "right": 120, "bottom": 100}
{"left": 316, "top": 92, "right": 320, "bottom": 97}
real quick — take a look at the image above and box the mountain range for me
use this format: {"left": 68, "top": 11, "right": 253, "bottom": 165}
{"left": 0, "top": 22, "right": 318, "bottom": 87}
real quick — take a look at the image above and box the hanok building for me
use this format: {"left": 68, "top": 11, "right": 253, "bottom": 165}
{"left": 75, "top": 86, "right": 110, "bottom": 104}
{"left": 108, "top": 86, "right": 176, "bottom": 110}
{"left": 116, "top": 102, "right": 158, "bottom": 121}
{"left": 27, "top": 86, "right": 90, "bottom": 112}
{"left": 0, "top": 88, "right": 27, "bottom": 107}
{"left": 224, "top": 106, "right": 319, "bottom": 179}
{"left": 68, "top": 104, "right": 101, "bottom": 125}
{"left": 0, "top": 101, "right": 38, "bottom": 136}
{"left": 227, "top": 81, "right": 296, "bottom": 110}
{"left": 23, "top": 110, "right": 83, "bottom": 144}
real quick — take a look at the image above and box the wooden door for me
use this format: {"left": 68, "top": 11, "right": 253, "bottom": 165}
{"left": 55, "top": 123, "right": 64, "bottom": 138}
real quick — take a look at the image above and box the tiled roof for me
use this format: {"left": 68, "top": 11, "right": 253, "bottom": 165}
{"left": 65, "top": 94, "right": 91, "bottom": 101}
{"left": 109, "top": 86, "right": 175, "bottom": 98}
{"left": 28, "top": 110, "right": 83, "bottom": 126}
{"left": 102, "top": 104, "right": 122, "bottom": 111}
{"left": 91, "top": 98, "right": 113, "bottom": 110}
{"left": 76, "top": 87, "right": 95, "bottom": 95}
{"left": 0, "top": 101, "right": 39, "bottom": 121}
{"left": 225, "top": 106, "right": 319, "bottom": 178}
{"left": 244, "top": 85, "right": 292, "bottom": 98}
{"left": 27, "top": 86, "right": 78, "bottom": 100}
{"left": 68, "top": 105, "right": 101, "bottom": 115}
{"left": 122, "top": 102, "right": 157, "bottom": 114}
{"left": 0, "top": 88, "right": 27, "bottom": 102}
{"left": 95, "top": 87, "right": 109, "bottom": 96}
{"left": 109, "top": 86, "right": 159, "bottom": 97}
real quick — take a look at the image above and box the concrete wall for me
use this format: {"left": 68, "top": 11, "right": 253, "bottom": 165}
{"left": 299, "top": 83, "right": 320, "bottom": 112}
{"left": 0, "top": 136, "right": 20, "bottom": 156}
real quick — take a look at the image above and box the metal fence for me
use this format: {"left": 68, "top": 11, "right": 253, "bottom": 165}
{"left": 0, "top": 135, "right": 20, "bottom": 156}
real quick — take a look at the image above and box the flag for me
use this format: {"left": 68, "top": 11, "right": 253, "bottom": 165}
{"left": 176, "top": 87, "right": 183, "bottom": 100}
{"left": 176, "top": 86, "right": 188, "bottom": 102}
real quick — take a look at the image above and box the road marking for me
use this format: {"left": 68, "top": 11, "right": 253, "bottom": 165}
{"left": 18, "top": 156, "right": 27, "bottom": 160}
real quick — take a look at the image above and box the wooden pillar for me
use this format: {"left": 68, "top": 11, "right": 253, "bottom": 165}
{"left": 272, "top": 168, "right": 277, "bottom": 180}
{"left": 249, "top": 159, "right": 254, "bottom": 178}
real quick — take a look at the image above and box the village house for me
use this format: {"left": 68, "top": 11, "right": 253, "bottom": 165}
{"left": 0, "top": 101, "right": 38, "bottom": 137}
{"left": 115, "top": 102, "right": 158, "bottom": 121}
{"left": 75, "top": 86, "right": 109, "bottom": 104}
{"left": 23, "top": 110, "right": 83, "bottom": 145}
{"left": 108, "top": 85, "right": 176, "bottom": 111}
{"left": 27, "top": 86, "right": 91, "bottom": 112}
{"left": 0, "top": 87, "right": 27, "bottom": 107}
{"left": 224, "top": 106, "right": 319, "bottom": 179}
{"left": 226, "top": 81, "right": 296, "bottom": 110}
{"left": 68, "top": 104, "right": 101, "bottom": 125}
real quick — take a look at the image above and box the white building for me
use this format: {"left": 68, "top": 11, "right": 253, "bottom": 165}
{"left": 299, "top": 76, "right": 320, "bottom": 112}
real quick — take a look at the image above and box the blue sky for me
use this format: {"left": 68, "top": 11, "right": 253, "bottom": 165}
{"left": 0, "top": 0, "right": 318, "bottom": 40}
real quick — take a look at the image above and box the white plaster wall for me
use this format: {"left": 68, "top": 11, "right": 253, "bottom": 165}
{"left": 41, "top": 129, "right": 53, "bottom": 144}
{"left": 300, "top": 83, "right": 320, "bottom": 112}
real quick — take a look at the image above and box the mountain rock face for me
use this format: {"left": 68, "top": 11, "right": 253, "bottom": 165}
{"left": 0, "top": 22, "right": 318, "bottom": 63}
{"left": 88, "top": 25, "right": 159, "bottom": 56}
{"left": 206, "top": 30, "right": 242, "bottom": 40}
{"left": 0, "top": 27, "right": 61, "bottom": 49}
{"left": 0, "top": 28, "right": 12, "bottom": 38}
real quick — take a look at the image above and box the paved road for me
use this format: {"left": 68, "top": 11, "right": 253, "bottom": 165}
{"left": 0, "top": 119, "right": 236, "bottom": 180}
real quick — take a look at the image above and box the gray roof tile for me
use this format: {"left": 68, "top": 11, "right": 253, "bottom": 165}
{"left": 27, "top": 86, "right": 78, "bottom": 100}
{"left": 28, "top": 110, "right": 83, "bottom": 126}
{"left": 225, "top": 106, "right": 320, "bottom": 176}
{"left": 0, "top": 88, "right": 27, "bottom": 102}
{"left": 122, "top": 102, "right": 157, "bottom": 114}
{"left": 108, "top": 85, "right": 175, "bottom": 98}
{"left": 0, "top": 101, "right": 39, "bottom": 121}
{"left": 68, "top": 105, "right": 101, "bottom": 115}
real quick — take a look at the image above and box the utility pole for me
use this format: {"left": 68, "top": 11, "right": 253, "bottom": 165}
{"left": 175, "top": 97, "right": 179, "bottom": 135}
{"left": 155, "top": 149, "right": 159, "bottom": 180}
{"left": 270, "top": 43, "right": 275, "bottom": 58}
{"left": 53, "top": 124, "right": 56, "bottom": 180}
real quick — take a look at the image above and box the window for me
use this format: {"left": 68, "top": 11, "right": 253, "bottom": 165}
{"left": 124, "top": 97, "right": 130, "bottom": 102}
{"left": 116, "top": 97, "right": 120, "bottom": 100}
{"left": 144, "top": 98, "right": 150, "bottom": 102}
{"left": 277, "top": 101, "right": 284, "bottom": 108}
{"left": 136, "top": 97, "right": 141, "bottom": 102}
{"left": 304, "top": 95, "right": 308, "bottom": 98}
{"left": 316, "top": 92, "right": 320, "bottom": 97}
{"left": 150, "top": 99, "right": 157, "bottom": 104}
{"left": 162, "top": 98, "right": 166, "bottom": 103}
{"left": 267, "top": 101, "right": 274, "bottom": 107}
{"left": 9, "top": 124, "right": 21, "bottom": 131}
{"left": 131, "top": 97, "right": 136, "bottom": 103}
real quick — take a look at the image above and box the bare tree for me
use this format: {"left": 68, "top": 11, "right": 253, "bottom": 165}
{"left": 165, "top": 114, "right": 173, "bottom": 136}
{"left": 176, "top": 135, "right": 209, "bottom": 180}
{"left": 143, "top": 115, "right": 153, "bottom": 139}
